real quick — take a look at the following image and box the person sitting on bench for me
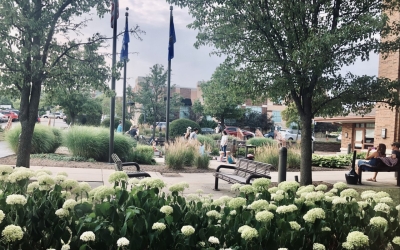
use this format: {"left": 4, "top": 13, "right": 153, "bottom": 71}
{"left": 363, "top": 142, "right": 400, "bottom": 182}
{"left": 356, "top": 143, "right": 386, "bottom": 182}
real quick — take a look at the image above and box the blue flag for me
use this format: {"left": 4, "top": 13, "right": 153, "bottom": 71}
{"left": 120, "top": 17, "right": 129, "bottom": 62}
{"left": 168, "top": 14, "right": 176, "bottom": 60}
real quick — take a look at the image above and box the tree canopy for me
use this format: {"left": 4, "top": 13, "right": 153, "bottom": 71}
{"left": 166, "top": 0, "right": 400, "bottom": 184}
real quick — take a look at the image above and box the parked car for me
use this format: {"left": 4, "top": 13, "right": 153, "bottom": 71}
{"left": 224, "top": 126, "right": 255, "bottom": 139}
{"left": 201, "top": 128, "right": 215, "bottom": 134}
{"left": 284, "top": 130, "right": 315, "bottom": 141}
{"left": 0, "top": 114, "right": 8, "bottom": 122}
{"left": 42, "top": 112, "right": 63, "bottom": 119}
{"left": 0, "top": 111, "right": 18, "bottom": 121}
{"left": 264, "top": 131, "right": 274, "bottom": 138}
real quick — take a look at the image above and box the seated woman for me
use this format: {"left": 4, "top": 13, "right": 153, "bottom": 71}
{"left": 152, "top": 141, "right": 163, "bottom": 157}
{"left": 356, "top": 143, "right": 386, "bottom": 182}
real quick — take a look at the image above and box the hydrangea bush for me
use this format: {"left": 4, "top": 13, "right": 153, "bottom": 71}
{"left": 0, "top": 165, "right": 399, "bottom": 250}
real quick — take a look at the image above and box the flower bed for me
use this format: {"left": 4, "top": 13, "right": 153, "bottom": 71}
{"left": 0, "top": 165, "right": 399, "bottom": 249}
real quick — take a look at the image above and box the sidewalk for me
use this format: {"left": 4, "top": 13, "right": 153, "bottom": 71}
{"left": 0, "top": 141, "right": 14, "bottom": 158}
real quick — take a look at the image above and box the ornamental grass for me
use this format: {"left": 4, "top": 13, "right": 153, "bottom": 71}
{"left": 165, "top": 137, "right": 202, "bottom": 169}
{"left": 255, "top": 145, "right": 301, "bottom": 169}
{"left": 0, "top": 166, "right": 400, "bottom": 250}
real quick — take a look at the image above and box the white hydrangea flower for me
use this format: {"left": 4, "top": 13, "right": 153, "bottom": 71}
{"left": 329, "top": 188, "right": 338, "bottom": 194}
{"left": 321, "top": 227, "right": 331, "bottom": 231}
{"left": 332, "top": 197, "right": 348, "bottom": 205}
{"left": 276, "top": 204, "right": 298, "bottom": 214}
{"left": 62, "top": 199, "right": 77, "bottom": 210}
{"left": 333, "top": 182, "right": 347, "bottom": 190}
{"left": 230, "top": 183, "right": 242, "bottom": 191}
{"left": 228, "top": 197, "right": 247, "bottom": 209}
{"left": 278, "top": 181, "right": 300, "bottom": 192}
{"left": 369, "top": 216, "right": 388, "bottom": 229}
{"left": 57, "top": 172, "right": 68, "bottom": 177}
{"left": 313, "top": 243, "right": 325, "bottom": 250}
{"left": 230, "top": 210, "right": 237, "bottom": 216}
{"left": 396, "top": 204, "right": 400, "bottom": 211}
{"left": 0, "top": 165, "right": 13, "bottom": 175}
{"left": 152, "top": 222, "right": 166, "bottom": 232}
{"left": 61, "top": 245, "right": 70, "bottom": 250}
{"left": 238, "top": 225, "right": 252, "bottom": 233}
{"left": 240, "top": 227, "right": 258, "bottom": 241}
{"left": 8, "top": 168, "right": 35, "bottom": 183}
{"left": 108, "top": 172, "right": 128, "bottom": 184}
{"left": 55, "top": 175, "right": 67, "bottom": 184}
{"left": 268, "top": 187, "right": 278, "bottom": 194}
{"left": 197, "top": 241, "right": 206, "bottom": 247}
{"left": 304, "top": 201, "right": 315, "bottom": 207}
{"left": 128, "top": 178, "right": 139, "bottom": 185}
{"left": 324, "top": 192, "right": 334, "bottom": 197}
{"left": 186, "top": 194, "right": 201, "bottom": 203}
{"left": 169, "top": 182, "right": 189, "bottom": 192}
{"left": 80, "top": 231, "right": 95, "bottom": 242}
{"left": 296, "top": 185, "right": 315, "bottom": 195}
{"left": 268, "top": 204, "right": 277, "bottom": 211}
{"left": 344, "top": 231, "right": 369, "bottom": 248}
{"left": 181, "top": 225, "right": 195, "bottom": 236}
{"left": 239, "top": 185, "right": 255, "bottom": 194}
{"left": 117, "top": 237, "right": 129, "bottom": 247}
{"left": 360, "top": 190, "right": 376, "bottom": 199}
{"left": 373, "top": 191, "right": 390, "bottom": 202}
{"left": 27, "top": 182, "right": 40, "bottom": 193}
{"left": 208, "top": 236, "right": 220, "bottom": 244}
{"left": 305, "top": 192, "right": 325, "bottom": 202}
{"left": 0, "top": 210, "right": 5, "bottom": 223}
{"left": 55, "top": 208, "right": 69, "bottom": 218}
{"left": 93, "top": 186, "right": 115, "bottom": 201}
{"left": 206, "top": 210, "right": 222, "bottom": 219}
{"left": 278, "top": 249, "right": 288, "bottom": 250}
{"left": 38, "top": 175, "right": 55, "bottom": 187}
{"left": 79, "top": 182, "right": 92, "bottom": 193}
{"left": 379, "top": 197, "right": 393, "bottom": 204}
{"left": 303, "top": 208, "right": 325, "bottom": 223}
{"left": 271, "top": 193, "right": 284, "bottom": 201}
{"left": 294, "top": 197, "right": 305, "bottom": 205}
{"left": 249, "top": 200, "right": 269, "bottom": 211}
{"left": 340, "top": 188, "right": 359, "bottom": 199}
{"left": 315, "top": 184, "right": 327, "bottom": 191}
{"left": 357, "top": 201, "right": 368, "bottom": 209}
{"left": 289, "top": 221, "right": 301, "bottom": 231}
{"left": 252, "top": 178, "right": 271, "bottom": 190}
{"left": 160, "top": 205, "right": 173, "bottom": 215}
{"left": 6, "top": 194, "right": 27, "bottom": 205}
{"left": 139, "top": 178, "right": 166, "bottom": 189}
{"left": 1, "top": 225, "right": 24, "bottom": 242}
{"left": 393, "top": 236, "right": 400, "bottom": 246}
{"left": 374, "top": 203, "right": 391, "bottom": 214}
{"left": 255, "top": 210, "right": 274, "bottom": 223}
{"left": 61, "top": 179, "right": 79, "bottom": 190}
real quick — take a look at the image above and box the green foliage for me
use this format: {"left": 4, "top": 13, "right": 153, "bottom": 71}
{"left": 312, "top": 154, "right": 352, "bottom": 168}
{"left": 63, "top": 126, "right": 134, "bottom": 161}
{"left": 128, "top": 145, "right": 154, "bottom": 164}
{"left": 165, "top": 138, "right": 198, "bottom": 169}
{"left": 194, "top": 154, "right": 210, "bottom": 169}
{"left": 169, "top": 119, "right": 200, "bottom": 138}
{"left": 282, "top": 103, "right": 301, "bottom": 129}
{"left": 246, "top": 137, "right": 276, "bottom": 147}
{"left": 198, "top": 117, "right": 217, "bottom": 129}
{"left": 2, "top": 167, "right": 399, "bottom": 250}
{"left": 236, "top": 110, "right": 274, "bottom": 132}
{"left": 197, "top": 134, "right": 217, "bottom": 149}
{"left": 31, "top": 153, "right": 94, "bottom": 162}
{"left": 255, "top": 145, "right": 301, "bottom": 169}
{"left": 5, "top": 124, "right": 62, "bottom": 154}
{"left": 100, "top": 118, "right": 132, "bottom": 132}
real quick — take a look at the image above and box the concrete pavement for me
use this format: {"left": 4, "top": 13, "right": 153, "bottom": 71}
{"left": 0, "top": 141, "right": 14, "bottom": 158}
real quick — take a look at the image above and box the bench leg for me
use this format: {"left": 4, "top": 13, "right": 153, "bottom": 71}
{"left": 214, "top": 177, "right": 220, "bottom": 191}
{"left": 358, "top": 171, "right": 362, "bottom": 185}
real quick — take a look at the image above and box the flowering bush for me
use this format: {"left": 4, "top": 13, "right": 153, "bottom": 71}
{"left": 0, "top": 167, "right": 399, "bottom": 250}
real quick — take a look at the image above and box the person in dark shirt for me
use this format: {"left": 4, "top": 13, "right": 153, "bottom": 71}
{"left": 366, "top": 142, "right": 400, "bottom": 182}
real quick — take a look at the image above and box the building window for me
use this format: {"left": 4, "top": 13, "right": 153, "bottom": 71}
{"left": 247, "top": 106, "right": 262, "bottom": 113}
{"left": 272, "top": 111, "right": 282, "bottom": 123}
{"left": 179, "top": 106, "right": 190, "bottom": 119}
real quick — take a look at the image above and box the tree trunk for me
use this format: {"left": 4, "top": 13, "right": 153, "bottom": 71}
{"left": 16, "top": 81, "right": 42, "bottom": 168}
{"left": 299, "top": 113, "right": 313, "bottom": 185}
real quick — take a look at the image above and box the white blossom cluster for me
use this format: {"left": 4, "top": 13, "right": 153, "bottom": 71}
{"left": 6, "top": 194, "right": 27, "bottom": 205}
{"left": 303, "top": 208, "right": 325, "bottom": 223}
{"left": 239, "top": 185, "right": 255, "bottom": 194}
{"left": 333, "top": 182, "right": 347, "bottom": 190}
{"left": 342, "top": 231, "right": 369, "bottom": 249}
{"left": 1, "top": 225, "right": 24, "bottom": 242}
{"left": 268, "top": 187, "right": 278, "bottom": 193}
{"left": 255, "top": 211, "right": 274, "bottom": 222}
{"left": 160, "top": 205, "right": 173, "bottom": 215}
{"left": 278, "top": 181, "right": 300, "bottom": 192}
{"left": 139, "top": 178, "right": 166, "bottom": 189}
{"left": 248, "top": 199, "right": 268, "bottom": 211}
{"left": 0, "top": 210, "right": 5, "bottom": 223}
{"left": 181, "top": 225, "right": 195, "bottom": 236}
{"left": 289, "top": 221, "right": 301, "bottom": 231}
{"left": 374, "top": 203, "right": 391, "bottom": 214}
{"left": 169, "top": 182, "right": 189, "bottom": 192}
{"left": 369, "top": 216, "right": 388, "bottom": 229}
{"left": 61, "top": 179, "right": 79, "bottom": 190}
{"left": 62, "top": 199, "right": 77, "bottom": 210}
{"left": 108, "top": 171, "right": 128, "bottom": 184}
{"left": 304, "top": 191, "right": 324, "bottom": 202}
{"left": 228, "top": 197, "right": 247, "bottom": 209}
{"left": 313, "top": 243, "right": 325, "bottom": 250}
{"left": 340, "top": 188, "right": 359, "bottom": 199}
{"left": 55, "top": 208, "right": 69, "bottom": 218}
{"left": 230, "top": 183, "right": 242, "bottom": 191}
{"left": 276, "top": 204, "right": 298, "bottom": 214}
{"left": 116, "top": 237, "right": 129, "bottom": 247}
{"left": 206, "top": 210, "right": 222, "bottom": 219}
{"left": 239, "top": 226, "right": 258, "bottom": 241}
{"left": 393, "top": 236, "right": 400, "bottom": 246}
{"left": 80, "top": 231, "right": 95, "bottom": 242}
{"left": 152, "top": 222, "right": 166, "bottom": 231}
{"left": 252, "top": 178, "right": 271, "bottom": 190}
{"left": 7, "top": 168, "right": 35, "bottom": 183}
{"left": 208, "top": 236, "right": 220, "bottom": 244}
{"left": 314, "top": 184, "right": 327, "bottom": 191}
{"left": 296, "top": 185, "right": 315, "bottom": 195}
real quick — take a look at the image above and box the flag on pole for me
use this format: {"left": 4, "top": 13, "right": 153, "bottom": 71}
{"left": 120, "top": 17, "right": 130, "bottom": 62}
{"left": 168, "top": 14, "right": 176, "bottom": 60}
{"left": 111, "top": 0, "right": 119, "bottom": 29}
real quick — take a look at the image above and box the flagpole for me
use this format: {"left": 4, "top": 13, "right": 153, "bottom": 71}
{"left": 166, "top": 6, "right": 173, "bottom": 142}
{"left": 122, "top": 8, "right": 129, "bottom": 134}
{"left": 109, "top": 0, "right": 118, "bottom": 163}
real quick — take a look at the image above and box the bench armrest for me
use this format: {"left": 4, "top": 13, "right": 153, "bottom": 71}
{"left": 216, "top": 165, "right": 237, "bottom": 172}
{"left": 121, "top": 162, "right": 140, "bottom": 171}
{"left": 127, "top": 172, "right": 151, "bottom": 178}
{"left": 245, "top": 174, "right": 271, "bottom": 184}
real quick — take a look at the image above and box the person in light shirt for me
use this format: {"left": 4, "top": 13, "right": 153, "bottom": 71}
{"left": 220, "top": 131, "right": 229, "bottom": 157}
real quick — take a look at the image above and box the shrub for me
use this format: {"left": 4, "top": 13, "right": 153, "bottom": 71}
{"left": 312, "top": 154, "right": 352, "bottom": 168}
{"left": 128, "top": 145, "right": 154, "bottom": 164}
{"left": 255, "top": 145, "right": 301, "bottom": 169}
{"left": 246, "top": 137, "right": 277, "bottom": 147}
{"left": 165, "top": 138, "right": 199, "bottom": 169}
{"left": 1, "top": 168, "right": 399, "bottom": 250}
{"left": 63, "top": 126, "right": 134, "bottom": 161}
{"left": 5, "top": 124, "right": 62, "bottom": 154}
{"left": 100, "top": 118, "right": 132, "bottom": 131}
{"left": 169, "top": 119, "right": 200, "bottom": 138}
{"left": 197, "top": 134, "right": 217, "bottom": 149}
{"left": 194, "top": 154, "right": 210, "bottom": 169}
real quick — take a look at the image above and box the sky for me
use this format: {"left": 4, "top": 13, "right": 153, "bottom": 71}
{"left": 79, "top": 0, "right": 379, "bottom": 97}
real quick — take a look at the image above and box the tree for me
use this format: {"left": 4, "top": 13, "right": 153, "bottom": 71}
{"left": 237, "top": 110, "right": 274, "bottom": 133}
{"left": 200, "top": 65, "right": 247, "bottom": 125}
{"left": 189, "top": 99, "right": 204, "bottom": 122}
{"left": 166, "top": 0, "right": 400, "bottom": 185}
{"left": 133, "top": 64, "right": 182, "bottom": 138}
{"left": 0, "top": 0, "right": 141, "bottom": 167}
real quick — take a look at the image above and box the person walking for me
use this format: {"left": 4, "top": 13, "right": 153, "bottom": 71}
{"left": 220, "top": 130, "right": 229, "bottom": 157}
{"left": 189, "top": 128, "right": 199, "bottom": 140}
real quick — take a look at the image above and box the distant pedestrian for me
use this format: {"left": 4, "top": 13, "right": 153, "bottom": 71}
{"left": 117, "top": 120, "right": 123, "bottom": 133}
{"left": 220, "top": 131, "right": 228, "bottom": 157}
{"left": 126, "top": 125, "right": 137, "bottom": 139}
{"left": 184, "top": 126, "right": 192, "bottom": 140}
{"left": 217, "top": 122, "right": 223, "bottom": 134}
{"left": 189, "top": 128, "right": 199, "bottom": 140}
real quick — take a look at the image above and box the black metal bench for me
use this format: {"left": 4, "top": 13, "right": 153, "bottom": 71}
{"left": 213, "top": 158, "right": 272, "bottom": 190}
{"left": 111, "top": 153, "right": 151, "bottom": 178}
{"left": 358, "top": 157, "right": 400, "bottom": 186}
